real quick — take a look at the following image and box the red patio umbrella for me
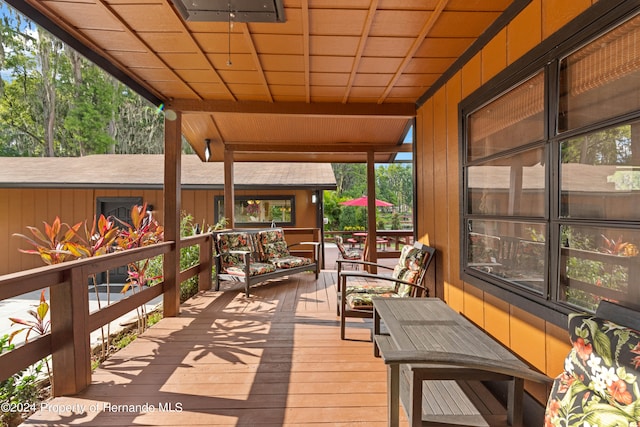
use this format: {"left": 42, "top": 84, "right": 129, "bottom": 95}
{"left": 340, "top": 195, "right": 393, "bottom": 207}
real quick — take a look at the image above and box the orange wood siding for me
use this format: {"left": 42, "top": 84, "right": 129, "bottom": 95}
{"left": 414, "top": 0, "right": 590, "bottom": 404}
{"left": 542, "top": 0, "right": 594, "bottom": 39}
{"left": 508, "top": 0, "right": 542, "bottom": 64}
{"left": 1, "top": 188, "right": 317, "bottom": 276}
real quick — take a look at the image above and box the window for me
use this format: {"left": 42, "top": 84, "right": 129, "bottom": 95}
{"left": 462, "top": 10, "right": 640, "bottom": 314}
{"left": 214, "top": 196, "right": 295, "bottom": 226}
{"left": 464, "top": 71, "right": 547, "bottom": 295}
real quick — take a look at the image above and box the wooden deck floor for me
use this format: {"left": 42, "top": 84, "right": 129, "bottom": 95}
{"left": 24, "top": 271, "right": 404, "bottom": 426}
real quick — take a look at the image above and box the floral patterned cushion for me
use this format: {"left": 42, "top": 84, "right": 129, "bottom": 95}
{"left": 398, "top": 244, "right": 428, "bottom": 271}
{"left": 346, "top": 289, "right": 399, "bottom": 309}
{"left": 344, "top": 282, "right": 396, "bottom": 309}
{"left": 226, "top": 262, "right": 276, "bottom": 277}
{"left": 394, "top": 269, "right": 421, "bottom": 297}
{"left": 270, "top": 255, "right": 312, "bottom": 269}
{"left": 216, "top": 232, "right": 258, "bottom": 272}
{"left": 346, "top": 282, "right": 396, "bottom": 295}
{"left": 392, "top": 244, "right": 430, "bottom": 296}
{"left": 544, "top": 313, "right": 640, "bottom": 427}
{"left": 257, "top": 229, "right": 291, "bottom": 261}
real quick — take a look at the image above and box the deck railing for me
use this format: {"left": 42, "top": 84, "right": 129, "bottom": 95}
{"left": 0, "top": 233, "right": 214, "bottom": 397}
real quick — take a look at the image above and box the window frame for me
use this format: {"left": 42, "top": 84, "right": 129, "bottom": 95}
{"left": 459, "top": 1, "right": 640, "bottom": 327}
{"left": 214, "top": 195, "right": 296, "bottom": 227}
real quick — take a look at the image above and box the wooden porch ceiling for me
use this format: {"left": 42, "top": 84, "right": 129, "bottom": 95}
{"left": 8, "top": 0, "right": 515, "bottom": 163}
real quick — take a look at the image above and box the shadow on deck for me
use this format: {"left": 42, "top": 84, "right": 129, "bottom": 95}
{"left": 23, "top": 270, "right": 403, "bottom": 426}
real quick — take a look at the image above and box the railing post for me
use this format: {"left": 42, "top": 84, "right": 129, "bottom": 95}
{"left": 50, "top": 265, "right": 91, "bottom": 396}
{"left": 199, "top": 234, "right": 213, "bottom": 291}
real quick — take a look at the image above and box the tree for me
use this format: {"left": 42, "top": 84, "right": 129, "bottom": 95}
{"left": 377, "top": 164, "right": 413, "bottom": 211}
{"left": 61, "top": 59, "right": 117, "bottom": 155}
{"left": 332, "top": 163, "right": 366, "bottom": 195}
{"left": 36, "top": 30, "right": 63, "bottom": 157}
{"left": 0, "top": 9, "right": 166, "bottom": 157}
{"left": 326, "top": 163, "right": 414, "bottom": 230}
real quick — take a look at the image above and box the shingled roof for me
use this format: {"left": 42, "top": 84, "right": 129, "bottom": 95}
{"left": 0, "top": 155, "right": 337, "bottom": 190}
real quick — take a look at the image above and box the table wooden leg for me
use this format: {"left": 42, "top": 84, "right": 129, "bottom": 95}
{"left": 373, "top": 306, "right": 381, "bottom": 357}
{"left": 507, "top": 377, "right": 524, "bottom": 426}
{"left": 408, "top": 368, "right": 423, "bottom": 427}
{"left": 388, "top": 364, "right": 399, "bottom": 427}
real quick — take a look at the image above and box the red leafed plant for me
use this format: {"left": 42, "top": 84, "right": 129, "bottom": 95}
{"left": 600, "top": 235, "right": 639, "bottom": 257}
{"left": 12, "top": 205, "right": 165, "bottom": 357}
{"left": 12, "top": 217, "right": 83, "bottom": 265}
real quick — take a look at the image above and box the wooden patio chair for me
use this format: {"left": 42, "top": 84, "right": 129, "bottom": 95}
{"left": 334, "top": 235, "right": 362, "bottom": 270}
{"left": 337, "top": 241, "right": 436, "bottom": 340}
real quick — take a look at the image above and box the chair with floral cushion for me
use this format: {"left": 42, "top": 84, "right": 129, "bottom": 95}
{"left": 337, "top": 241, "right": 435, "bottom": 340}
{"left": 544, "top": 300, "right": 640, "bottom": 427}
{"left": 334, "top": 235, "right": 362, "bottom": 270}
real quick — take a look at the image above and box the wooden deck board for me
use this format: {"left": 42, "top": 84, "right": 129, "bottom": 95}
{"left": 23, "top": 270, "right": 407, "bottom": 426}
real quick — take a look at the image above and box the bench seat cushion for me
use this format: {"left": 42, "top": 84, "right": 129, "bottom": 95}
{"left": 270, "top": 255, "right": 312, "bottom": 269}
{"left": 345, "top": 282, "right": 397, "bottom": 309}
{"left": 346, "top": 289, "right": 402, "bottom": 309}
{"left": 226, "top": 262, "right": 276, "bottom": 277}
{"left": 544, "top": 313, "right": 640, "bottom": 427}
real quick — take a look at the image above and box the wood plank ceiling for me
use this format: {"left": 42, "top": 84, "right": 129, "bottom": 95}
{"left": 7, "top": 0, "right": 514, "bottom": 163}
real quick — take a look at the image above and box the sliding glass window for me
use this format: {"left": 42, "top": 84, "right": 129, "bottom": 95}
{"left": 462, "top": 11, "right": 640, "bottom": 313}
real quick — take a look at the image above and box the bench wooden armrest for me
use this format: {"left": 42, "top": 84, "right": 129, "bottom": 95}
{"left": 292, "top": 241, "right": 321, "bottom": 246}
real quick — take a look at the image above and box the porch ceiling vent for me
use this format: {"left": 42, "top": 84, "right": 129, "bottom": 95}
{"left": 170, "top": 0, "right": 286, "bottom": 22}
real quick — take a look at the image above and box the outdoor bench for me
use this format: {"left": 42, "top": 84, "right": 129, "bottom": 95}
{"left": 372, "top": 298, "right": 550, "bottom": 427}
{"left": 212, "top": 227, "right": 320, "bottom": 297}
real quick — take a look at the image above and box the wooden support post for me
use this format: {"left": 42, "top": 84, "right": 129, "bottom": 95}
{"left": 163, "top": 111, "right": 181, "bottom": 317}
{"left": 224, "top": 149, "right": 234, "bottom": 228}
{"left": 367, "top": 150, "right": 378, "bottom": 272}
{"left": 50, "top": 266, "right": 90, "bottom": 396}
{"left": 198, "top": 235, "right": 213, "bottom": 291}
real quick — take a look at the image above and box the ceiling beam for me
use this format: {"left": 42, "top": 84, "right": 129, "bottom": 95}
{"left": 302, "top": 0, "right": 310, "bottom": 103}
{"left": 343, "top": 0, "right": 378, "bottom": 103}
{"left": 242, "top": 23, "right": 273, "bottom": 102}
{"left": 224, "top": 143, "right": 413, "bottom": 153}
{"left": 378, "top": 0, "right": 449, "bottom": 103}
{"left": 95, "top": 0, "right": 203, "bottom": 100}
{"left": 167, "top": 99, "right": 416, "bottom": 117}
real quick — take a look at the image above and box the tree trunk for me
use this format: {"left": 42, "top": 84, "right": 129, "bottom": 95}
{"left": 38, "top": 32, "right": 58, "bottom": 157}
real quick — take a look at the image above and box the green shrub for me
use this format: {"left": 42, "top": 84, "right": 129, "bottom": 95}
{"left": 147, "top": 212, "right": 225, "bottom": 303}
{"left": 1, "top": 335, "right": 43, "bottom": 427}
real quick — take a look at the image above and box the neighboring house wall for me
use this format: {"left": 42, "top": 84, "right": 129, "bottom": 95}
{"left": 414, "top": 0, "right": 599, "bottom": 405}
{"left": 0, "top": 187, "right": 318, "bottom": 276}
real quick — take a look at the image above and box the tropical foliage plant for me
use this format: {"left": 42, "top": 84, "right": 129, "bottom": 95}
{"left": 8, "top": 290, "right": 52, "bottom": 386}
{"left": 11, "top": 204, "right": 163, "bottom": 362}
